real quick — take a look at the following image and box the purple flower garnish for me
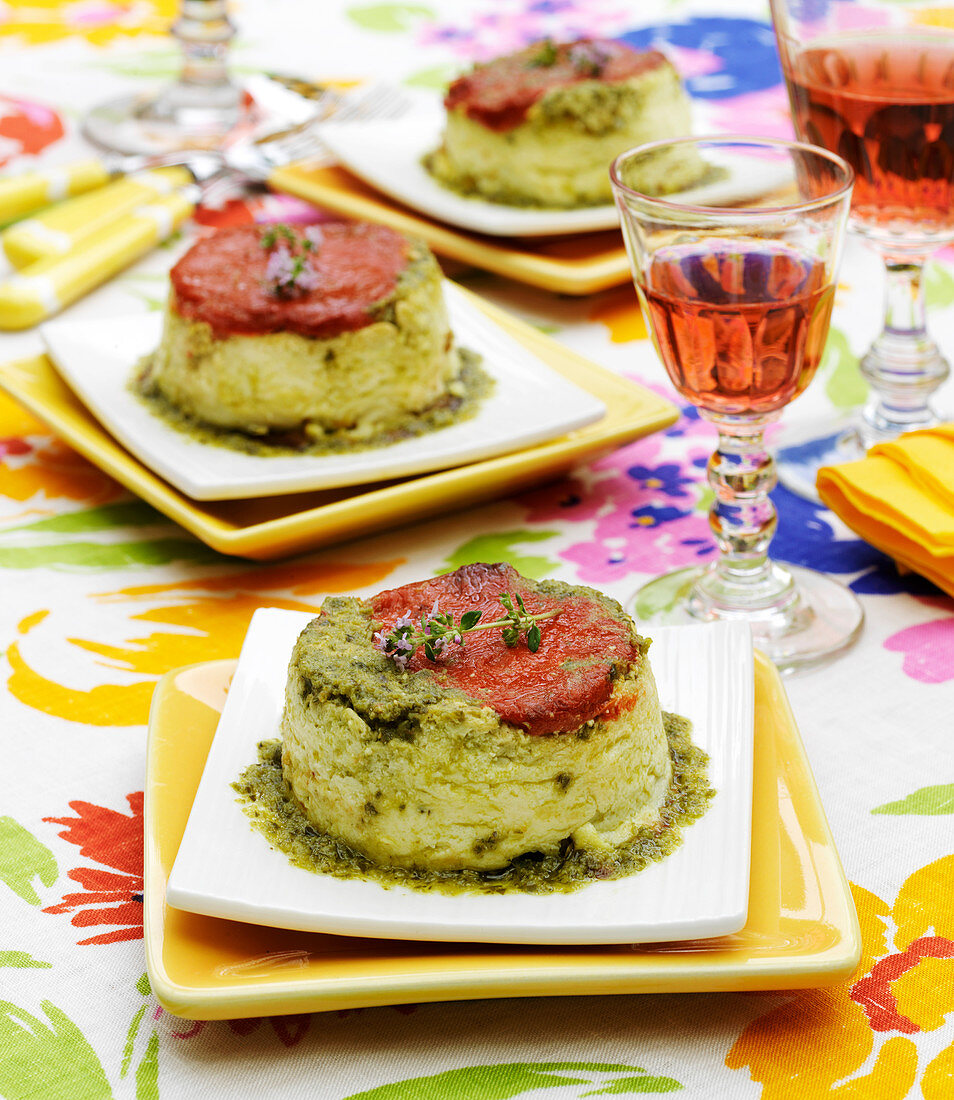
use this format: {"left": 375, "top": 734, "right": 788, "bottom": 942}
{"left": 373, "top": 597, "right": 557, "bottom": 670}
{"left": 304, "top": 225, "right": 325, "bottom": 248}
{"left": 265, "top": 244, "right": 296, "bottom": 285}
{"left": 261, "top": 225, "right": 322, "bottom": 298}
{"left": 568, "top": 41, "right": 609, "bottom": 76}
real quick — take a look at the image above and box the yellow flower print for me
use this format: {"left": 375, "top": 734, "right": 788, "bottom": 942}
{"left": 0, "top": 0, "right": 177, "bottom": 47}
{"left": 6, "top": 558, "right": 403, "bottom": 725}
{"left": 726, "top": 858, "right": 954, "bottom": 1098}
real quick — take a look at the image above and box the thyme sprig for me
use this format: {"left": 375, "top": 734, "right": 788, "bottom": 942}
{"left": 569, "top": 42, "right": 609, "bottom": 77}
{"left": 528, "top": 38, "right": 558, "bottom": 68}
{"left": 260, "top": 223, "right": 324, "bottom": 298}
{"left": 374, "top": 594, "right": 559, "bottom": 669}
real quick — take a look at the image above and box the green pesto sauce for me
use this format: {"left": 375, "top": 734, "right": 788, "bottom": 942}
{"left": 231, "top": 712, "right": 714, "bottom": 896}
{"left": 129, "top": 348, "right": 492, "bottom": 457}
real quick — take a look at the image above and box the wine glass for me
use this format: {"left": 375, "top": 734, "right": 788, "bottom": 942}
{"left": 82, "top": 0, "right": 315, "bottom": 155}
{"left": 769, "top": 0, "right": 954, "bottom": 498}
{"left": 610, "top": 136, "right": 863, "bottom": 672}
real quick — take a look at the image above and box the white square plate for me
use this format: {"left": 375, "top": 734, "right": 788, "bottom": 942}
{"left": 317, "top": 110, "right": 797, "bottom": 240}
{"left": 317, "top": 109, "right": 621, "bottom": 238}
{"left": 166, "top": 608, "right": 754, "bottom": 945}
{"left": 40, "top": 282, "right": 606, "bottom": 501}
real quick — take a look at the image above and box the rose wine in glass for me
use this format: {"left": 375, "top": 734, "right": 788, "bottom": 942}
{"left": 611, "top": 137, "right": 862, "bottom": 672}
{"left": 770, "top": 1, "right": 954, "bottom": 496}
{"left": 785, "top": 35, "right": 954, "bottom": 247}
{"left": 641, "top": 242, "right": 834, "bottom": 416}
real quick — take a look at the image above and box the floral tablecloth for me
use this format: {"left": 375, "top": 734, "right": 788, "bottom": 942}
{"left": 2, "top": 2, "right": 954, "bottom": 1098}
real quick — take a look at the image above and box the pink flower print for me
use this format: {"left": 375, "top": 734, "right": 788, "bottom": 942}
{"left": 664, "top": 45, "right": 722, "bottom": 80}
{"left": 416, "top": 1, "right": 631, "bottom": 60}
{"left": 518, "top": 469, "right": 617, "bottom": 525}
{"left": 520, "top": 430, "right": 714, "bottom": 584}
{"left": 884, "top": 617, "right": 954, "bottom": 684}
{"left": 708, "top": 86, "right": 795, "bottom": 141}
{"left": 72, "top": 3, "right": 125, "bottom": 27}
{"left": 561, "top": 499, "right": 714, "bottom": 585}
{"left": 835, "top": 5, "right": 892, "bottom": 31}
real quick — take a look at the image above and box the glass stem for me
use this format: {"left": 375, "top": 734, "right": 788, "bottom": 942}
{"left": 690, "top": 412, "right": 799, "bottom": 616}
{"left": 173, "top": 0, "right": 236, "bottom": 90}
{"left": 860, "top": 257, "right": 950, "bottom": 443}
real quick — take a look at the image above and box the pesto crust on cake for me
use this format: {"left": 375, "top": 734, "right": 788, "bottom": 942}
{"left": 138, "top": 223, "right": 462, "bottom": 442}
{"left": 425, "top": 38, "right": 704, "bottom": 208}
{"left": 279, "top": 563, "right": 673, "bottom": 872}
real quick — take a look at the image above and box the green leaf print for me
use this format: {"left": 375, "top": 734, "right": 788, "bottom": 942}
{"left": 342, "top": 1062, "right": 682, "bottom": 1099}
{"left": 633, "top": 571, "right": 693, "bottom": 621}
{"left": 2, "top": 501, "right": 162, "bottom": 535}
{"left": 0, "top": 951, "right": 52, "bottom": 969}
{"left": 0, "top": 538, "right": 219, "bottom": 570}
{"left": 441, "top": 530, "right": 560, "bottom": 580}
{"left": 585, "top": 1075, "right": 682, "bottom": 1094}
{"left": 134, "top": 1032, "right": 159, "bottom": 1100}
{"left": 346, "top": 4, "right": 435, "bottom": 32}
{"left": 0, "top": 818, "right": 57, "bottom": 906}
{"left": 120, "top": 1007, "right": 147, "bottom": 1079}
{"left": 872, "top": 784, "right": 954, "bottom": 815}
{"left": 926, "top": 261, "right": 954, "bottom": 310}
{"left": 0, "top": 1000, "right": 111, "bottom": 1100}
{"left": 404, "top": 65, "right": 459, "bottom": 90}
{"left": 822, "top": 326, "right": 867, "bottom": 411}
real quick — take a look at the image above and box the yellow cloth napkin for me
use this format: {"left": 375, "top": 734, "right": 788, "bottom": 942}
{"left": 816, "top": 424, "right": 954, "bottom": 598}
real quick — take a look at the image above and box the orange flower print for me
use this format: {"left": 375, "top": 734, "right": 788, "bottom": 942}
{"left": 0, "top": 96, "right": 65, "bottom": 168}
{"left": 589, "top": 285, "right": 648, "bottom": 343}
{"left": 726, "top": 856, "right": 954, "bottom": 1098}
{"left": 43, "top": 793, "right": 144, "bottom": 946}
{"left": 6, "top": 558, "right": 402, "bottom": 726}
{"left": 0, "top": 438, "right": 123, "bottom": 506}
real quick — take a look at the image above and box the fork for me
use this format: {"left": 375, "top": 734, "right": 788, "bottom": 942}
{"left": 198, "top": 83, "right": 412, "bottom": 207}
{"left": 0, "top": 83, "right": 410, "bottom": 227}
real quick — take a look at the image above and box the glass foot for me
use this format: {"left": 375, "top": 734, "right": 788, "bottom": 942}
{"left": 629, "top": 563, "right": 864, "bottom": 674}
{"left": 82, "top": 83, "right": 262, "bottom": 155}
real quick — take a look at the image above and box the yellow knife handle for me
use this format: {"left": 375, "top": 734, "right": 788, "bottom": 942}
{"left": 0, "top": 191, "right": 194, "bottom": 330}
{"left": 0, "top": 159, "right": 111, "bottom": 226}
{"left": 2, "top": 167, "right": 194, "bottom": 268}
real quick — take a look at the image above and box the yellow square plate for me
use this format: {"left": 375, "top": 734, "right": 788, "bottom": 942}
{"left": 268, "top": 163, "right": 633, "bottom": 296}
{"left": 0, "top": 288, "right": 676, "bottom": 560}
{"left": 145, "top": 653, "right": 861, "bottom": 1019}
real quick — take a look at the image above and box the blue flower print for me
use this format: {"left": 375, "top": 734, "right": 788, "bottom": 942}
{"left": 630, "top": 504, "right": 692, "bottom": 530}
{"left": 619, "top": 17, "right": 782, "bottom": 99}
{"left": 626, "top": 462, "right": 696, "bottom": 498}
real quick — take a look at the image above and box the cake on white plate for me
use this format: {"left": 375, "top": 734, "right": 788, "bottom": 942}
{"left": 268, "top": 563, "right": 708, "bottom": 881}
{"left": 136, "top": 221, "right": 486, "bottom": 451}
{"left": 425, "top": 37, "right": 705, "bottom": 209}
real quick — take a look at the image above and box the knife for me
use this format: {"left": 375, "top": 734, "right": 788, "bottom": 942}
{"left": 0, "top": 189, "right": 194, "bottom": 330}
{"left": 0, "top": 158, "right": 113, "bottom": 226}
{"left": 2, "top": 166, "right": 195, "bottom": 268}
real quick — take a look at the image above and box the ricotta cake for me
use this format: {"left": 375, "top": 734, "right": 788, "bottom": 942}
{"left": 276, "top": 562, "right": 680, "bottom": 874}
{"left": 425, "top": 37, "right": 705, "bottom": 208}
{"left": 136, "top": 222, "right": 477, "bottom": 448}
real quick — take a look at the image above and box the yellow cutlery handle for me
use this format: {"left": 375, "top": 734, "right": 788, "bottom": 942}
{"left": 2, "top": 167, "right": 194, "bottom": 268}
{"left": 0, "top": 159, "right": 111, "bottom": 226}
{"left": 0, "top": 191, "right": 194, "bottom": 330}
